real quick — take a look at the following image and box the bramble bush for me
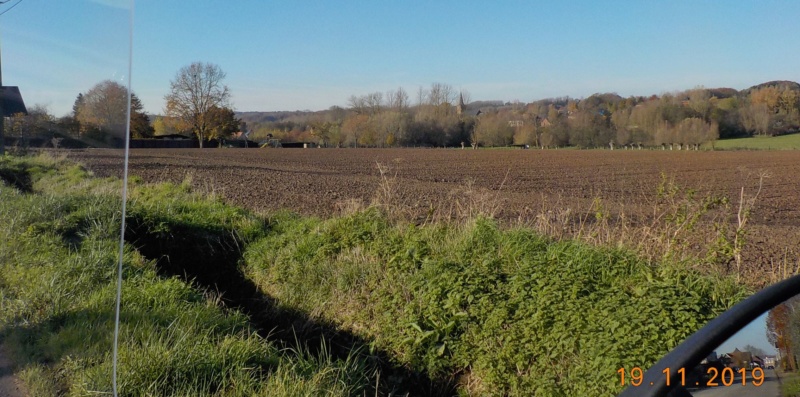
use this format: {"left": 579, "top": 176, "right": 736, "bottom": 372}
{"left": 244, "top": 210, "right": 747, "bottom": 396}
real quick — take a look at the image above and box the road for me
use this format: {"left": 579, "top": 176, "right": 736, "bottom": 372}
{"left": 690, "top": 368, "right": 779, "bottom": 397}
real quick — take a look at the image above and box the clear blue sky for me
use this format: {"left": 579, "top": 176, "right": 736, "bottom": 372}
{"left": 715, "top": 312, "right": 777, "bottom": 357}
{"left": 3, "top": 0, "right": 800, "bottom": 116}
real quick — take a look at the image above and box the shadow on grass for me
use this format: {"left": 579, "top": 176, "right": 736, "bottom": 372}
{"left": 0, "top": 165, "right": 32, "bottom": 193}
{"left": 125, "top": 215, "right": 458, "bottom": 397}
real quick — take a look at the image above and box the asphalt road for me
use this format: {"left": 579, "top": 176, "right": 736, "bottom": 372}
{"left": 690, "top": 368, "right": 779, "bottom": 397}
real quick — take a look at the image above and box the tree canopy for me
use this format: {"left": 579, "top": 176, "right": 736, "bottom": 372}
{"left": 74, "top": 80, "right": 153, "bottom": 141}
{"left": 238, "top": 80, "right": 800, "bottom": 149}
{"left": 164, "top": 62, "right": 231, "bottom": 147}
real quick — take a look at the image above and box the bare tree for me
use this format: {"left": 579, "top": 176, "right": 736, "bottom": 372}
{"left": 741, "top": 103, "right": 771, "bottom": 136}
{"left": 416, "top": 86, "right": 427, "bottom": 107}
{"left": 348, "top": 95, "right": 367, "bottom": 114}
{"left": 459, "top": 89, "right": 472, "bottom": 106}
{"left": 427, "top": 82, "right": 455, "bottom": 107}
{"left": 366, "top": 92, "right": 383, "bottom": 114}
{"left": 164, "top": 62, "right": 230, "bottom": 148}
{"left": 386, "top": 87, "right": 409, "bottom": 111}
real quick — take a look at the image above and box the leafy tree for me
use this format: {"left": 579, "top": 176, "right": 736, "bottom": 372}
{"left": 152, "top": 117, "right": 167, "bottom": 136}
{"left": 72, "top": 93, "right": 84, "bottom": 118}
{"left": 341, "top": 114, "right": 371, "bottom": 147}
{"left": 75, "top": 80, "right": 152, "bottom": 140}
{"left": 57, "top": 115, "right": 81, "bottom": 137}
{"left": 513, "top": 122, "right": 537, "bottom": 146}
{"left": 164, "top": 62, "right": 231, "bottom": 148}
{"left": 611, "top": 107, "right": 632, "bottom": 146}
{"left": 10, "top": 104, "right": 55, "bottom": 137}
{"left": 309, "top": 121, "right": 341, "bottom": 147}
{"left": 205, "top": 105, "right": 240, "bottom": 143}
{"left": 129, "top": 95, "right": 154, "bottom": 138}
{"left": 153, "top": 115, "right": 190, "bottom": 136}
{"left": 473, "top": 110, "right": 513, "bottom": 147}
{"left": 76, "top": 80, "right": 129, "bottom": 138}
{"left": 767, "top": 301, "right": 797, "bottom": 371}
{"left": 740, "top": 103, "right": 771, "bottom": 136}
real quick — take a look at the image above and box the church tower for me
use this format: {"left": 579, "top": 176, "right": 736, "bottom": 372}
{"left": 456, "top": 92, "right": 465, "bottom": 116}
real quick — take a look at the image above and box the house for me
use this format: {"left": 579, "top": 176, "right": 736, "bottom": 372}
{"left": 0, "top": 86, "right": 27, "bottom": 117}
{"left": 455, "top": 95, "right": 490, "bottom": 118}
{"left": 153, "top": 133, "right": 192, "bottom": 140}
{"left": 728, "top": 348, "right": 756, "bottom": 369}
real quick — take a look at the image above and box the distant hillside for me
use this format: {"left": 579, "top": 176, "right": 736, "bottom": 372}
{"left": 743, "top": 80, "right": 800, "bottom": 94}
{"left": 236, "top": 110, "right": 320, "bottom": 124}
{"left": 225, "top": 80, "right": 799, "bottom": 116}
{"left": 467, "top": 100, "right": 505, "bottom": 108}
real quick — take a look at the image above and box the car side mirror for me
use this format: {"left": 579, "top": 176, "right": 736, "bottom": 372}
{"left": 618, "top": 274, "right": 800, "bottom": 397}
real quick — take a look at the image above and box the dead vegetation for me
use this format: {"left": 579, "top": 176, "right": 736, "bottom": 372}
{"left": 68, "top": 148, "right": 800, "bottom": 287}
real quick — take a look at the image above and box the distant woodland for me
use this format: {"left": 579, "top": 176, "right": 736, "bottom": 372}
{"left": 224, "top": 80, "right": 800, "bottom": 149}
{"left": 7, "top": 78, "right": 800, "bottom": 150}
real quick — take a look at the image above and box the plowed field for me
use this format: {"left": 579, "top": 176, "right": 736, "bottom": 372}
{"left": 68, "top": 148, "right": 800, "bottom": 283}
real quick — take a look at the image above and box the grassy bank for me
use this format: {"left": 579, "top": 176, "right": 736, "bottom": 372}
{"left": 241, "top": 210, "right": 746, "bottom": 395}
{"left": 709, "top": 133, "right": 800, "bottom": 150}
{"left": 0, "top": 154, "right": 749, "bottom": 396}
{"left": 0, "top": 154, "right": 374, "bottom": 396}
{"left": 781, "top": 371, "right": 800, "bottom": 397}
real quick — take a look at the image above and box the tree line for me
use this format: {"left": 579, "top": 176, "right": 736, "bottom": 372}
{"left": 4, "top": 62, "right": 240, "bottom": 149}
{"left": 5, "top": 61, "right": 800, "bottom": 150}
{"left": 246, "top": 80, "right": 800, "bottom": 149}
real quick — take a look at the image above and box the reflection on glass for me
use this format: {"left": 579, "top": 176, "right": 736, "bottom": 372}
{"left": 687, "top": 296, "right": 800, "bottom": 396}
{"left": 767, "top": 295, "right": 800, "bottom": 371}
{"left": 1, "top": 1, "right": 130, "bottom": 396}
{"left": 2, "top": 1, "right": 132, "bottom": 157}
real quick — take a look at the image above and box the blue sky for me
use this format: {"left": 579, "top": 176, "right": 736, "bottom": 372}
{"left": 716, "top": 312, "right": 777, "bottom": 357}
{"left": 3, "top": 1, "right": 800, "bottom": 116}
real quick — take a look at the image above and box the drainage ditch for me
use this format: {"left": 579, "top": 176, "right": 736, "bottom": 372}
{"left": 125, "top": 215, "right": 457, "bottom": 396}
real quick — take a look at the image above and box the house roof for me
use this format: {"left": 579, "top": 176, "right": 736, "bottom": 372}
{"left": 153, "top": 133, "right": 192, "bottom": 140}
{"left": 462, "top": 108, "right": 482, "bottom": 117}
{"left": 0, "top": 86, "right": 27, "bottom": 116}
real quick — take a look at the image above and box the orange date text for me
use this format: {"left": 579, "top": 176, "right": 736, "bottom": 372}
{"left": 617, "top": 366, "right": 764, "bottom": 387}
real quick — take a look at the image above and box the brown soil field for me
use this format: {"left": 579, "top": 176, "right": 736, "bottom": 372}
{"left": 65, "top": 148, "right": 800, "bottom": 285}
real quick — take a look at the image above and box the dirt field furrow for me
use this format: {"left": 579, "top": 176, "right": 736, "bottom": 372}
{"left": 65, "top": 148, "right": 800, "bottom": 283}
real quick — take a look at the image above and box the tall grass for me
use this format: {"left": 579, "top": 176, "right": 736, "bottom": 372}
{"left": 0, "top": 154, "right": 372, "bottom": 396}
{"left": 243, "top": 209, "right": 747, "bottom": 396}
{"left": 0, "top": 154, "right": 761, "bottom": 396}
{"left": 370, "top": 162, "right": 781, "bottom": 287}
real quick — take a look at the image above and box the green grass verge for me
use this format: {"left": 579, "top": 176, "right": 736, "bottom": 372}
{"left": 708, "top": 133, "right": 800, "bottom": 150}
{"left": 243, "top": 209, "right": 748, "bottom": 396}
{"left": 0, "top": 154, "right": 373, "bottom": 396}
{"left": 0, "top": 153, "right": 750, "bottom": 396}
{"left": 782, "top": 371, "right": 800, "bottom": 397}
